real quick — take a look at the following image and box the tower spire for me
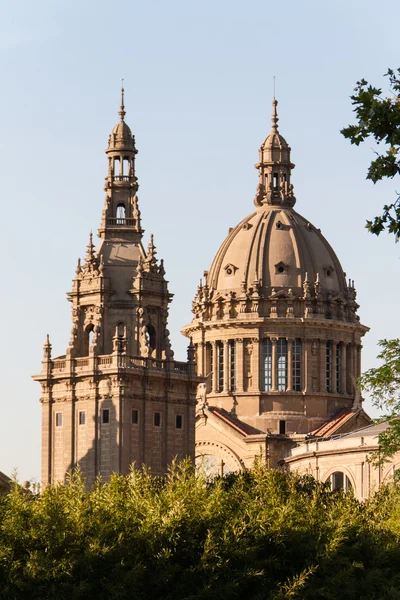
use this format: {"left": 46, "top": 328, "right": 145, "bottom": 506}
{"left": 254, "top": 98, "right": 296, "bottom": 208}
{"left": 101, "top": 84, "right": 141, "bottom": 241}
{"left": 271, "top": 98, "right": 279, "bottom": 132}
{"left": 119, "top": 79, "right": 126, "bottom": 121}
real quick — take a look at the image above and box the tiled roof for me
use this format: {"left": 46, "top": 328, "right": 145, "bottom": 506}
{"left": 310, "top": 408, "right": 356, "bottom": 438}
{"left": 209, "top": 406, "right": 263, "bottom": 436}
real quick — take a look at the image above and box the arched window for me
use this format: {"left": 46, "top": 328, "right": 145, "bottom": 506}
{"left": 262, "top": 338, "right": 272, "bottom": 391}
{"left": 117, "top": 322, "right": 125, "bottom": 338}
{"left": 330, "top": 471, "right": 352, "bottom": 492}
{"left": 144, "top": 324, "right": 156, "bottom": 352}
{"left": 83, "top": 324, "right": 94, "bottom": 356}
{"left": 116, "top": 204, "right": 126, "bottom": 224}
{"left": 114, "top": 157, "right": 120, "bottom": 175}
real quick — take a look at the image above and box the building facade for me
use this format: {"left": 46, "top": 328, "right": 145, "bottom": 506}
{"left": 33, "top": 91, "right": 201, "bottom": 486}
{"left": 183, "top": 100, "right": 371, "bottom": 474}
{"left": 282, "top": 422, "right": 399, "bottom": 500}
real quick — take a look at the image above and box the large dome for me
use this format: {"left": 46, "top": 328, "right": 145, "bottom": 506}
{"left": 207, "top": 204, "right": 348, "bottom": 305}
{"left": 191, "top": 99, "right": 358, "bottom": 323}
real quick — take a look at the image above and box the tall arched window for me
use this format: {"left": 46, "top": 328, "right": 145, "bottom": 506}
{"left": 262, "top": 339, "right": 272, "bottom": 391}
{"left": 83, "top": 324, "right": 94, "bottom": 356}
{"left": 144, "top": 325, "right": 156, "bottom": 353}
{"left": 277, "top": 338, "right": 287, "bottom": 391}
{"left": 114, "top": 157, "right": 120, "bottom": 175}
{"left": 292, "top": 339, "right": 302, "bottom": 391}
{"left": 116, "top": 204, "right": 126, "bottom": 224}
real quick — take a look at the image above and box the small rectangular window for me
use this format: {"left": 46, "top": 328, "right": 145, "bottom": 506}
{"left": 176, "top": 414, "right": 183, "bottom": 429}
{"left": 55, "top": 413, "right": 62, "bottom": 427}
{"left": 102, "top": 409, "right": 109, "bottom": 424}
{"left": 153, "top": 412, "right": 161, "bottom": 427}
{"left": 132, "top": 409, "right": 139, "bottom": 424}
{"left": 279, "top": 420, "right": 286, "bottom": 435}
{"left": 79, "top": 411, "right": 86, "bottom": 425}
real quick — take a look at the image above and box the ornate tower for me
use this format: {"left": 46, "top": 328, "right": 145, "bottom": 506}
{"left": 183, "top": 100, "right": 370, "bottom": 474}
{"left": 33, "top": 89, "right": 201, "bottom": 486}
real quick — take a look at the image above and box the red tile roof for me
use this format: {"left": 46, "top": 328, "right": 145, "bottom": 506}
{"left": 310, "top": 408, "right": 355, "bottom": 438}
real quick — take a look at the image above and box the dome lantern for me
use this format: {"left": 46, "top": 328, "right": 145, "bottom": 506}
{"left": 254, "top": 99, "right": 296, "bottom": 208}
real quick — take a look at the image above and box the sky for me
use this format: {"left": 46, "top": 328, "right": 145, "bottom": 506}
{"left": 0, "top": 0, "right": 399, "bottom": 482}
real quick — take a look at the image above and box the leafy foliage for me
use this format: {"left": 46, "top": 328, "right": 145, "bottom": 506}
{"left": 359, "top": 339, "right": 400, "bottom": 463}
{"left": 1, "top": 463, "right": 400, "bottom": 599}
{"left": 341, "top": 68, "right": 400, "bottom": 239}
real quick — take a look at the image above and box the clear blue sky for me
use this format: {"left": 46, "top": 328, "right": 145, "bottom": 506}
{"left": 0, "top": 0, "right": 399, "bottom": 482}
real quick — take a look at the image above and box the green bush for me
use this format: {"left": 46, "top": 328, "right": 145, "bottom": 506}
{"left": 1, "top": 462, "right": 400, "bottom": 599}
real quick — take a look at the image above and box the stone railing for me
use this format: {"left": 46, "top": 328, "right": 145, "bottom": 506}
{"left": 112, "top": 175, "right": 130, "bottom": 182}
{"left": 47, "top": 354, "right": 192, "bottom": 377}
{"left": 107, "top": 217, "right": 136, "bottom": 226}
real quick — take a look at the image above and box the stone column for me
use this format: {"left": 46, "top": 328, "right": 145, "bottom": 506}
{"left": 212, "top": 341, "right": 218, "bottom": 393}
{"left": 356, "top": 344, "right": 361, "bottom": 379}
{"left": 286, "top": 338, "right": 293, "bottom": 391}
{"left": 223, "top": 340, "right": 229, "bottom": 393}
{"left": 271, "top": 337, "right": 278, "bottom": 392}
{"left": 347, "top": 343, "right": 353, "bottom": 395}
{"left": 251, "top": 337, "right": 260, "bottom": 392}
{"left": 236, "top": 338, "right": 244, "bottom": 392}
{"left": 340, "top": 342, "right": 346, "bottom": 395}
{"left": 331, "top": 342, "right": 337, "bottom": 393}
{"left": 304, "top": 338, "right": 312, "bottom": 392}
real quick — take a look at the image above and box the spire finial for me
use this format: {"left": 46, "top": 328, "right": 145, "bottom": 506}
{"left": 119, "top": 79, "right": 126, "bottom": 121}
{"left": 271, "top": 97, "right": 279, "bottom": 132}
{"left": 85, "top": 231, "right": 95, "bottom": 262}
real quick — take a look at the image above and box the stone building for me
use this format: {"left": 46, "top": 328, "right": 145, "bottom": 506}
{"left": 182, "top": 99, "right": 371, "bottom": 475}
{"left": 282, "top": 422, "right": 399, "bottom": 500}
{"left": 33, "top": 91, "right": 201, "bottom": 486}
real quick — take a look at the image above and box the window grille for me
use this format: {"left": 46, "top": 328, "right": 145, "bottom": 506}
{"left": 229, "top": 340, "right": 235, "bottom": 392}
{"left": 217, "top": 342, "right": 224, "bottom": 392}
{"left": 262, "top": 339, "right": 272, "bottom": 391}
{"left": 277, "top": 338, "right": 288, "bottom": 391}
{"left": 326, "top": 341, "right": 333, "bottom": 392}
{"left": 292, "top": 339, "right": 302, "bottom": 391}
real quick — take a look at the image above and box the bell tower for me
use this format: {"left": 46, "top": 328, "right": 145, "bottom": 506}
{"left": 33, "top": 89, "right": 201, "bottom": 486}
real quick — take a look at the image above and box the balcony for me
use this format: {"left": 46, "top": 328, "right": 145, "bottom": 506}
{"left": 41, "top": 354, "right": 192, "bottom": 378}
{"left": 107, "top": 218, "right": 136, "bottom": 227}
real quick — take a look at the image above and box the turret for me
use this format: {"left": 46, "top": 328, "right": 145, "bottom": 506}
{"left": 99, "top": 86, "right": 142, "bottom": 240}
{"left": 254, "top": 99, "right": 296, "bottom": 207}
